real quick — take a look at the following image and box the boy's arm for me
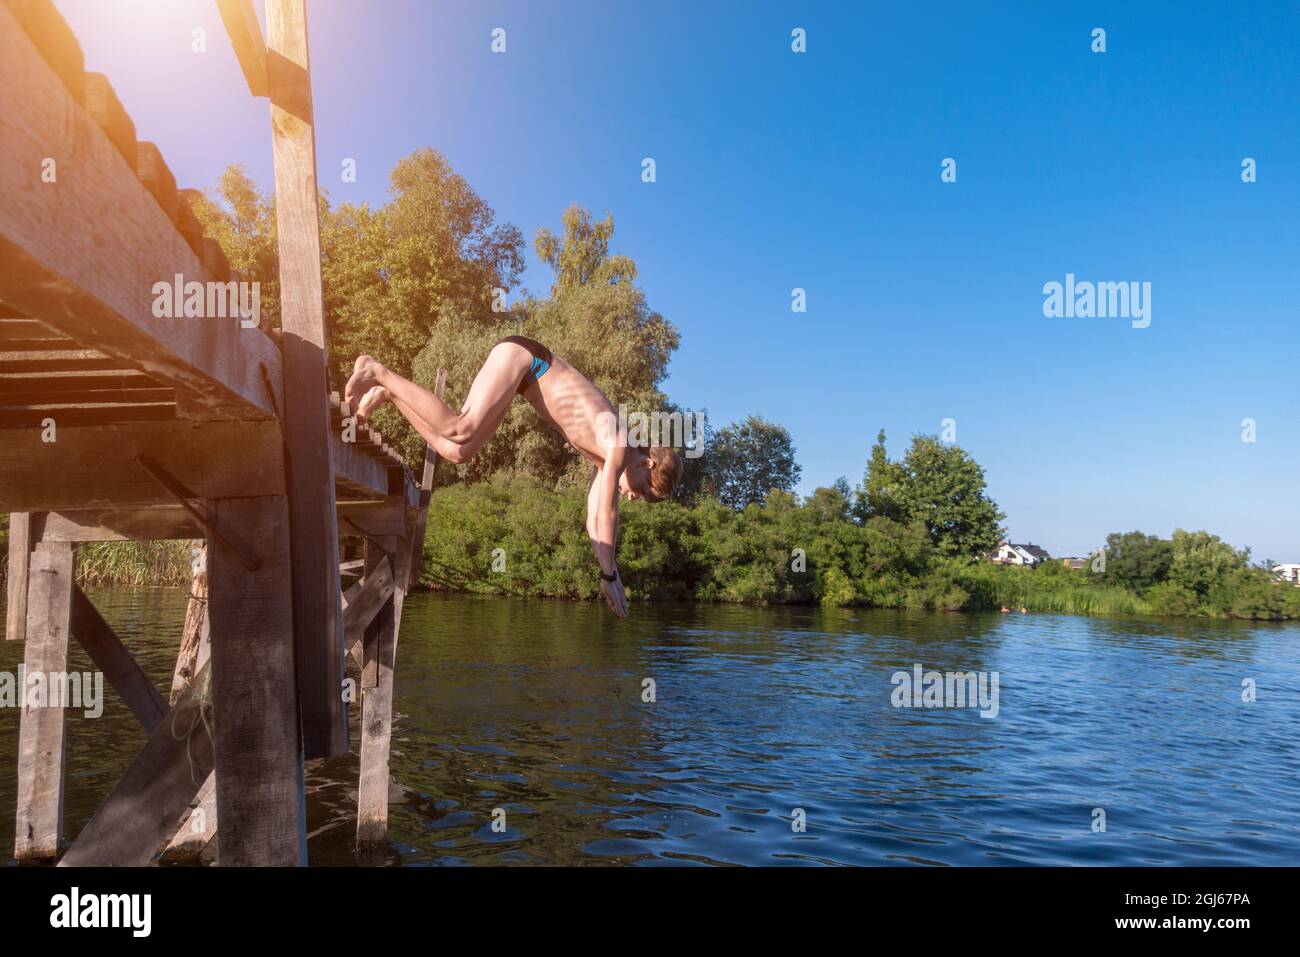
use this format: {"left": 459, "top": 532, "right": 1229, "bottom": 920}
{"left": 587, "top": 450, "right": 628, "bottom": 618}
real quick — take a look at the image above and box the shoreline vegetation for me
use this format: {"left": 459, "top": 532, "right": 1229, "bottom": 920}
{"left": 4, "top": 484, "right": 1296, "bottom": 621}
{"left": 2, "top": 152, "right": 1294, "bottom": 622}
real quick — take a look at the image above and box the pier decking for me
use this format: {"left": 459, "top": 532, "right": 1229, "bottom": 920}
{"left": 1, "top": 0, "right": 433, "bottom": 865}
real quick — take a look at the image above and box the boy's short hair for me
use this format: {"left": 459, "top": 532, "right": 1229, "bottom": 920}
{"left": 644, "top": 446, "right": 684, "bottom": 502}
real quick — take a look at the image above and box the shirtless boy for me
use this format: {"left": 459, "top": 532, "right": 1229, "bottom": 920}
{"left": 345, "top": 336, "right": 684, "bottom": 619}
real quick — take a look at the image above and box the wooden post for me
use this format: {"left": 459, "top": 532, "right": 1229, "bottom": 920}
{"left": 206, "top": 495, "right": 307, "bottom": 866}
{"left": 14, "top": 540, "right": 73, "bottom": 861}
{"left": 266, "top": 0, "right": 346, "bottom": 759}
{"left": 170, "top": 540, "right": 208, "bottom": 703}
{"left": 5, "top": 512, "right": 36, "bottom": 641}
{"left": 356, "top": 535, "right": 402, "bottom": 858}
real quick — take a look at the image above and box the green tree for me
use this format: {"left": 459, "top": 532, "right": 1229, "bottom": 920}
{"left": 1095, "top": 531, "right": 1173, "bottom": 591}
{"left": 895, "top": 435, "right": 1005, "bottom": 557}
{"left": 853, "top": 429, "right": 906, "bottom": 523}
{"left": 1169, "top": 529, "right": 1247, "bottom": 597}
{"left": 705, "top": 415, "right": 802, "bottom": 510}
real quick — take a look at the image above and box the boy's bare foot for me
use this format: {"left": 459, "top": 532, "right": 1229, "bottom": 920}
{"left": 344, "top": 355, "right": 385, "bottom": 415}
{"left": 355, "top": 385, "right": 390, "bottom": 424}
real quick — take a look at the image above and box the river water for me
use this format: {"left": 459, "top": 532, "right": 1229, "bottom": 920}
{"left": 2, "top": 588, "right": 1297, "bottom": 866}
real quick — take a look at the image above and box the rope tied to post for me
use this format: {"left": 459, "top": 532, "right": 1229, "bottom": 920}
{"left": 168, "top": 667, "right": 215, "bottom": 786}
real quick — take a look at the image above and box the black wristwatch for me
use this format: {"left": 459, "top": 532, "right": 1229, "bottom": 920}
{"left": 600, "top": 568, "right": 619, "bottom": 583}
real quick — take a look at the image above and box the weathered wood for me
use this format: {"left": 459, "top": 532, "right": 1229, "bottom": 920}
{"left": 0, "top": 4, "right": 283, "bottom": 420}
{"left": 0, "top": 369, "right": 161, "bottom": 393}
{"left": 57, "top": 661, "right": 212, "bottom": 867}
{"left": 39, "top": 507, "right": 203, "bottom": 543}
{"left": 357, "top": 537, "right": 398, "bottom": 856}
{"left": 173, "top": 190, "right": 207, "bottom": 260}
{"left": 0, "top": 400, "right": 176, "bottom": 427}
{"left": 408, "top": 368, "right": 447, "bottom": 588}
{"left": 2, "top": 0, "right": 85, "bottom": 104}
{"left": 160, "top": 772, "right": 217, "bottom": 862}
{"left": 70, "top": 585, "right": 167, "bottom": 733}
{"left": 14, "top": 541, "right": 73, "bottom": 861}
{"left": 5, "top": 512, "right": 34, "bottom": 641}
{"left": 135, "top": 142, "right": 178, "bottom": 221}
{"left": 83, "top": 72, "right": 137, "bottom": 170}
{"left": 0, "top": 420, "right": 286, "bottom": 512}
{"left": 170, "top": 542, "right": 208, "bottom": 704}
{"left": 206, "top": 495, "right": 307, "bottom": 866}
{"left": 267, "top": 0, "right": 345, "bottom": 759}
{"left": 217, "top": 0, "right": 269, "bottom": 97}
{"left": 341, "top": 555, "right": 394, "bottom": 665}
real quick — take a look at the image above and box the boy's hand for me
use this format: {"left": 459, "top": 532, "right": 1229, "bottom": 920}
{"left": 600, "top": 576, "right": 629, "bottom": 619}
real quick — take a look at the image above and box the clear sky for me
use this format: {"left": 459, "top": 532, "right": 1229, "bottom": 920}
{"left": 56, "top": 0, "right": 1300, "bottom": 559}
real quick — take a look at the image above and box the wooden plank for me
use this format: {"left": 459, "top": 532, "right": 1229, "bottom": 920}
{"left": 135, "top": 142, "right": 178, "bottom": 221}
{"left": 217, "top": 0, "right": 270, "bottom": 97}
{"left": 57, "top": 662, "right": 212, "bottom": 867}
{"left": 0, "top": 351, "right": 118, "bottom": 374}
{"left": 340, "top": 555, "right": 394, "bottom": 664}
{"left": 0, "top": 401, "right": 176, "bottom": 427}
{"left": 206, "top": 495, "right": 306, "bottom": 866}
{"left": 5, "top": 512, "right": 33, "bottom": 641}
{"left": 70, "top": 585, "right": 167, "bottom": 733}
{"left": 356, "top": 538, "right": 398, "bottom": 856}
{"left": 40, "top": 507, "right": 202, "bottom": 543}
{"left": 170, "top": 542, "right": 208, "bottom": 704}
{"left": 83, "top": 73, "right": 137, "bottom": 170}
{"left": 0, "top": 370, "right": 162, "bottom": 393}
{"left": 2, "top": 0, "right": 85, "bottom": 104}
{"left": 174, "top": 190, "right": 207, "bottom": 260}
{"left": 0, "top": 4, "right": 283, "bottom": 420}
{"left": 0, "top": 419, "right": 286, "bottom": 512}
{"left": 160, "top": 772, "right": 216, "bottom": 862}
{"left": 267, "top": 0, "right": 345, "bottom": 759}
{"left": 14, "top": 541, "right": 73, "bottom": 861}
{"left": 0, "top": 387, "right": 174, "bottom": 405}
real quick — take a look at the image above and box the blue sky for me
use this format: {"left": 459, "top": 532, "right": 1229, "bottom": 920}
{"left": 59, "top": 1, "right": 1300, "bottom": 558}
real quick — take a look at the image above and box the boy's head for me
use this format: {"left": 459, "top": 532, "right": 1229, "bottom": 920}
{"left": 620, "top": 446, "right": 684, "bottom": 503}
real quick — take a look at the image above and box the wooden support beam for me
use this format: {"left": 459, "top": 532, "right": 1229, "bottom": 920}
{"left": 57, "top": 661, "right": 212, "bottom": 867}
{"left": 82, "top": 72, "right": 137, "bottom": 170}
{"left": 39, "top": 507, "right": 203, "bottom": 543}
{"left": 135, "top": 141, "right": 178, "bottom": 221}
{"left": 70, "top": 585, "right": 167, "bottom": 733}
{"left": 2, "top": 0, "right": 85, "bottom": 104}
{"left": 0, "top": 420, "right": 286, "bottom": 512}
{"left": 357, "top": 537, "right": 399, "bottom": 857}
{"left": 5, "top": 512, "right": 36, "bottom": 640}
{"left": 217, "top": 0, "right": 269, "bottom": 97}
{"left": 171, "top": 542, "right": 209, "bottom": 704}
{"left": 206, "top": 495, "right": 307, "bottom": 865}
{"left": 0, "top": 4, "right": 283, "bottom": 420}
{"left": 267, "top": 0, "right": 345, "bottom": 759}
{"left": 160, "top": 772, "right": 217, "bottom": 862}
{"left": 14, "top": 541, "right": 73, "bottom": 862}
{"left": 341, "top": 555, "right": 394, "bottom": 665}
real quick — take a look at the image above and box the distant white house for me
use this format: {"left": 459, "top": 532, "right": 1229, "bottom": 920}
{"left": 1272, "top": 563, "right": 1300, "bottom": 586}
{"left": 990, "top": 542, "right": 1052, "bottom": 567}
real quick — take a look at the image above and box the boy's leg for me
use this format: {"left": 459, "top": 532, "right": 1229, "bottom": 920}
{"left": 346, "top": 343, "right": 528, "bottom": 457}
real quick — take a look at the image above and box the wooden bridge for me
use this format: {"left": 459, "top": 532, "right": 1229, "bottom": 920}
{"left": 1, "top": 0, "right": 439, "bottom": 865}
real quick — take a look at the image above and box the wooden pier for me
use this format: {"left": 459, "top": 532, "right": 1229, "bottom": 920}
{"left": 1, "top": 0, "right": 436, "bottom": 865}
